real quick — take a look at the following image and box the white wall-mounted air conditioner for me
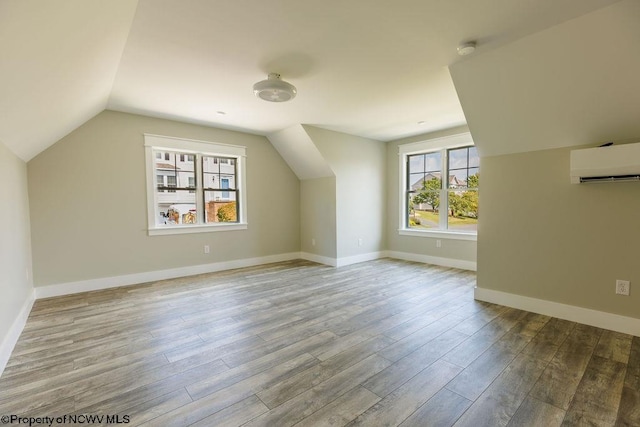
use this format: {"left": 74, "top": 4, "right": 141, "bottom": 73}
{"left": 570, "top": 142, "right": 640, "bottom": 184}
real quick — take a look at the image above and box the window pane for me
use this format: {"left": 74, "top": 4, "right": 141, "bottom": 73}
{"left": 468, "top": 169, "right": 479, "bottom": 188}
{"left": 203, "top": 156, "right": 236, "bottom": 193}
{"left": 157, "top": 198, "right": 197, "bottom": 226}
{"left": 154, "top": 150, "right": 197, "bottom": 226}
{"left": 409, "top": 191, "right": 440, "bottom": 229}
{"left": 449, "top": 169, "right": 468, "bottom": 189}
{"left": 409, "top": 155, "right": 424, "bottom": 174}
{"left": 205, "top": 191, "right": 237, "bottom": 223}
{"left": 448, "top": 146, "right": 479, "bottom": 190}
{"left": 409, "top": 152, "right": 441, "bottom": 174}
{"left": 448, "top": 147, "right": 469, "bottom": 170}
{"left": 468, "top": 147, "right": 479, "bottom": 168}
{"left": 425, "top": 152, "right": 441, "bottom": 172}
{"left": 447, "top": 189, "right": 478, "bottom": 231}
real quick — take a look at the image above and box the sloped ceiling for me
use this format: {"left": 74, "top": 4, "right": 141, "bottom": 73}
{"left": 0, "top": 0, "right": 138, "bottom": 161}
{"left": 0, "top": 0, "right": 621, "bottom": 161}
{"left": 450, "top": 0, "right": 640, "bottom": 157}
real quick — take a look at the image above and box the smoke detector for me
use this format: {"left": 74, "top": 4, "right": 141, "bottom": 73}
{"left": 253, "top": 73, "right": 297, "bottom": 102}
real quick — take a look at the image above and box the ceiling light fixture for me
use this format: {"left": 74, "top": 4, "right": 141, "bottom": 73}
{"left": 253, "top": 73, "right": 297, "bottom": 102}
{"left": 457, "top": 41, "right": 477, "bottom": 56}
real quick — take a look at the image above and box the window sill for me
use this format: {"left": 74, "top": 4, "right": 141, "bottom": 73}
{"left": 398, "top": 228, "right": 477, "bottom": 241}
{"left": 149, "top": 223, "right": 248, "bottom": 236}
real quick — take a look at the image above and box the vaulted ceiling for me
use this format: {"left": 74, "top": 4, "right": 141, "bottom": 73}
{"left": 0, "top": 0, "right": 622, "bottom": 161}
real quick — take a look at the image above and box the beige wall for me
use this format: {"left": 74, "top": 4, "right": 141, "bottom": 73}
{"left": 479, "top": 146, "right": 640, "bottom": 319}
{"left": 303, "top": 126, "right": 387, "bottom": 259}
{"left": 300, "top": 177, "right": 337, "bottom": 259}
{"left": 28, "top": 111, "right": 300, "bottom": 287}
{"left": 386, "top": 126, "right": 477, "bottom": 265}
{"left": 0, "top": 142, "right": 33, "bottom": 348}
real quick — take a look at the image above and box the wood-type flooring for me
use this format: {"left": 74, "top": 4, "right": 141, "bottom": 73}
{"left": 1, "top": 259, "right": 638, "bottom": 426}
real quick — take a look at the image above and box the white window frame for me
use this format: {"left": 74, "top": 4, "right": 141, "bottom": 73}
{"left": 398, "top": 132, "right": 477, "bottom": 241}
{"left": 144, "top": 134, "right": 248, "bottom": 236}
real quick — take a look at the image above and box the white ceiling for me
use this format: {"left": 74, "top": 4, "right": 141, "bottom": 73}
{"left": 0, "top": 0, "right": 621, "bottom": 161}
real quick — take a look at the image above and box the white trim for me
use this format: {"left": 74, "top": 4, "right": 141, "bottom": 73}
{"left": 387, "top": 250, "right": 477, "bottom": 271}
{"left": 398, "top": 229, "right": 477, "bottom": 241}
{"left": 336, "top": 251, "right": 387, "bottom": 267}
{"left": 144, "top": 133, "right": 247, "bottom": 156}
{"left": 0, "top": 289, "right": 35, "bottom": 377}
{"left": 300, "top": 252, "right": 338, "bottom": 267}
{"left": 144, "top": 134, "right": 248, "bottom": 235}
{"left": 34, "top": 253, "right": 300, "bottom": 299}
{"left": 397, "top": 131, "right": 477, "bottom": 237}
{"left": 397, "top": 132, "right": 474, "bottom": 155}
{"left": 474, "top": 287, "right": 640, "bottom": 337}
{"left": 148, "top": 223, "right": 248, "bottom": 236}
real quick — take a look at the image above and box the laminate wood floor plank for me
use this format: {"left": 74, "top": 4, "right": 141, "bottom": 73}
{"left": 362, "top": 329, "right": 469, "bottom": 398}
{"left": 398, "top": 388, "right": 472, "bottom": 427}
{"left": 562, "top": 355, "right": 627, "bottom": 426}
{"left": 186, "top": 331, "right": 335, "bottom": 401}
{"left": 256, "top": 334, "right": 395, "bottom": 409}
{"left": 293, "top": 386, "right": 381, "bottom": 427}
{"left": 452, "top": 354, "right": 547, "bottom": 427}
{"left": 507, "top": 397, "right": 565, "bottom": 427}
{"left": 244, "top": 354, "right": 392, "bottom": 427}
{"left": 616, "top": 337, "right": 640, "bottom": 426}
{"left": 141, "top": 352, "right": 319, "bottom": 426}
{"left": 189, "top": 395, "right": 269, "bottom": 427}
{"left": 1, "top": 259, "right": 637, "bottom": 427}
{"left": 529, "top": 323, "right": 602, "bottom": 411}
{"left": 347, "top": 360, "right": 462, "bottom": 426}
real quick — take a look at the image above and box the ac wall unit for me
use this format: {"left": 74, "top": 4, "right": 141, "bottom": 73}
{"left": 570, "top": 142, "right": 640, "bottom": 184}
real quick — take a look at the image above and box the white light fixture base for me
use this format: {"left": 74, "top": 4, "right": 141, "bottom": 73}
{"left": 253, "top": 73, "right": 297, "bottom": 102}
{"left": 457, "top": 42, "right": 477, "bottom": 56}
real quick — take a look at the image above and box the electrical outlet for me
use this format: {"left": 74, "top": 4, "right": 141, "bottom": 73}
{"left": 204, "top": 245, "right": 210, "bottom": 254}
{"left": 616, "top": 280, "right": 630, "bottom": 296}
{"left": 436, "top": 239, "right": 442, "bottom": 248}
{"left": 311, "top": 238, "right": 316, "bottom": 247}
{"left": 358, "top": 238, "right": 363, "bottom": 247}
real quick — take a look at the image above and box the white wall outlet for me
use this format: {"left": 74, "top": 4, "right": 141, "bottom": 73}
{"left": 436, "top": 239, "right": 442, "bottom": 248}
{"left": 358, "top": 238, "right": 363, "bottom": 247}
{"left": 616, "top": 280, "right": 630, "bottom": 296}
{"left": 311, "top": 238, "right": 316, "bottom": 247}
{"left": 204, "top": 245, "right": 210, "bottom": 254}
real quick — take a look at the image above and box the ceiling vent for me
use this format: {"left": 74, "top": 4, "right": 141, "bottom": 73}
{"left": 253, "top": 73, "right": 297, "bottom": 102}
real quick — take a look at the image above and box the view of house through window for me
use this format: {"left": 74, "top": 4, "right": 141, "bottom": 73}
{"left": 407, "top": 145, "right": 479, "bottom": 232}
{"left": 153, "top": 150, "right": 238, "bottom": 226}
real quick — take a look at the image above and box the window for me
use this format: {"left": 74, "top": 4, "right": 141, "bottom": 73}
{"left": 399, "top": 133, "right": 478, "bottom": 239}
{"left": 144, "top": 134, "right": 247, "bottom": 235}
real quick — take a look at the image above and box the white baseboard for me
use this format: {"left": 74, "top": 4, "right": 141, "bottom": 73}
{"left": 475, "top": 287, "right": 640, "bottom": 337}
{"left": 34, "top": 252, "right": 301, "bottom": 299}
{"left": 300, "top": 252, "right": 338, "bottom": 267}
{"left": 301, "top": 251, "right": 389, "bottom": 268}
{"left": 0, "top": 289, "right": 35, "bottom": 377}
{"left": 336, "top": 251, "right": 387, "bottom": 267}
{"left": 386, "top": 250, "right": 477, "bottom": 271}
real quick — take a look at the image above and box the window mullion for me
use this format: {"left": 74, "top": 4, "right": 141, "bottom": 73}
{"left": 196, "top": 154, "right": 204, "bottom": 224}
{"left": 439, "top": 149, "right": 448, "bottom": 230}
